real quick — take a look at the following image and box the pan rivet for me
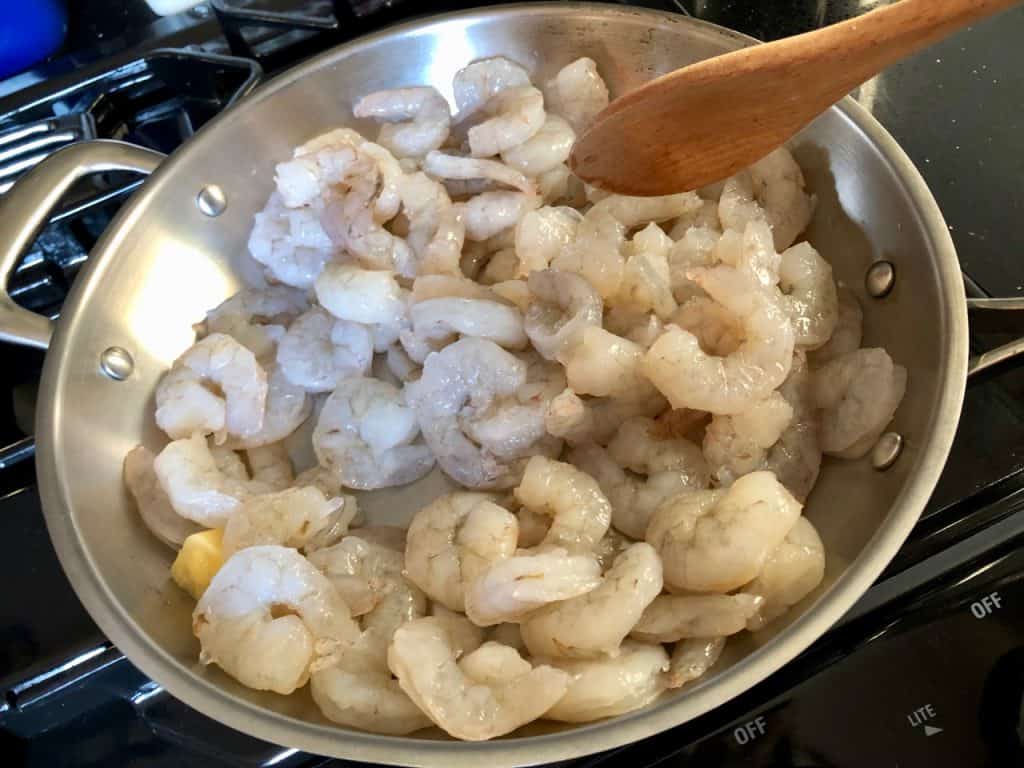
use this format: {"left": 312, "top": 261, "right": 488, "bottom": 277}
{"left": 196, "top": 185, "right": 227, "bottom": 217}
{"left": 866, "top": 260, "right": 895, "bottom": 298}
{"left": 871, "top": 432, "right": 904, "bottom": 471}
{"left": 100, "top": 347, "right": 134, "bottom": 381}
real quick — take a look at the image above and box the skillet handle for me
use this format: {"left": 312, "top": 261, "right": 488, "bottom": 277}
{"left": 966, "top": 296, "right": 1024, "bottom": 378}
{"left": 0, "top": 140, "right": 165, "bottom": 350}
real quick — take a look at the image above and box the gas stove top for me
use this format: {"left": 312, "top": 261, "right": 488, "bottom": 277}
{"left": 2, "top": 2, "right": 1024, "bottom": 767}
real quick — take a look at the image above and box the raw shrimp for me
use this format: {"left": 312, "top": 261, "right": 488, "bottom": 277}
{"left": 668, "top": 225, "right": 719, "bottom": 303}
{"left": 452, "top": 56, "right": 531, "bottom": 117}
{"left": 646, "top": 470, "right": 802, "bottom": 593}
{"left": 409, "top": 297, "right": 528, "bottom": 349}
{"left": 459, "top": 190, "right": 538, "bottom": 241}
{"left": 712, "top": 220, "right": 781, "bottom": 290}
{"left": 153, "top": 435, "right": 255, "bottom": 527}
{"left": 387, "top": 616, "right": 569, "bottom": 741}
{"left": 569, "top": 444, "right": 705, "bottom": 541}
{"left": 544, "top": 391, "right": 668, "bottom": 447}
{"left": 809, "top": 285, "right": 863, "bottom": 365}
{"left": 222, "top": 487, "right": 346, "bottom": 556}
{"left": 553, "top": 193, "right": 702, "bottom": 299}
{"left": 515, "top": 206, "right": 582, "bottom": 277}
{"left": 321, "top": 175, "right": 415, "bottom": 276}
{"left": 667, "top": 637, "right": 725, "bottom": 689}
{"left": 514, "top": 455, "right": 612, "bottom": 553}
{"left": 630, "top": 594, "right": 763, "bottom": 642}
{"left": 224, "top": 364, "right": 311, "bottom": 450}
{"left": 544, "top": 57, "right": 610, "bottom": 133}
{"left": 312, "top": 656, "right": 430, "bottom": 735}
{"left": 423, "top": 151, "right": 535, "bottom": 194}
{"left": 616, "top": 223, "right": 677, "bottom": 319}
{"left": 398, "top": 171, "right": 465, "bottom": 276}
{"left": 745, "top": 516, "right": 825, "bottom": 630}
{"left": 766, "top": 351, "right": 822, "bottom": 501}
{"left": 276, "top": 308, "right": 372, "bottom": 392}
{"left": 468, "top": 85, "right": 545, "bottom": 158}
{"left": 308, "top": 535, "right": 401, "bottom": 616}
{"left": 201, "top": 285, "right": 309, "bottom": 360}
{"left": 247, "top": 194, "right": 335, "bottom": 290}
{"left": 749, "top": 147, "right": 816, "bottom": 251}
{"left": 194, "top": 545, "right": 358, "bottom": 695}
{"left": 500, "top": 115, "right": 575, "bottom": 176}
{"left": 313, "top": 377, "right": 435, "bottom": 490}
{"left": 778, "top": 242, "right": 838, "bottom": 349}
{"left": 539, "top": 641, "right": 669, "bottom": 723}
{"left": 404, "top": 493, "right": 518, "bottom": 611}
{"left": 156, "top": 333, "right": 268, "bottom": 442}
{"left": 123, "top": 446, "right": 201, "bottom": 549}
{"left": 642, "top": 266, "right": 795, "bottom": 415}
{"left": 314, "top": 263, "right": 407, "bottom": 326}
{"left": 671, "top": 296, "right": 744, "bottom": 357}
{"left": 464, "top": 548, "right": 602, "bottom": 626}
{"left": 520, "top": 543, "right": 662, "bottom": 658}
{"left": 564, "top": 326, "right": 660, "bottom": 401}
{"left": 245, "top": 443, "right": 294, "bottom": 490}
{"left": 812, "top": 347, "right": 907, "bottom": 458}
{"left": 703, "top": 392, "right": 794, "bottom": 487}
{"left": 353, "top": 86, "right": 451, "bottom": 158}
{"left": 607, "top": 417, "right": 709, "bottom": 478}
{"left": 524, "top": 269, "right": 603, "bottom": 362}
{"left": 405, "top": 338, "right": 533, "bottom": 488}
{"left": 668, "top": 199, "right": 721, "bottom": 239}
{"left": 478, "top": 248, "right": 519, "bottom": 285}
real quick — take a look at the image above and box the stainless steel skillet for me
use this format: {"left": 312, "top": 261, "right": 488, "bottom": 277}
{"left": 0, "top": 3, "right": 1011, "bottom": 765}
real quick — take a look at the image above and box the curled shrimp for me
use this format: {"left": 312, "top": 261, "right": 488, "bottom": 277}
{"left": 247, "top": 193, "right": 335, "bottom": 290}
{"left": 668, "top": 225, "right": 720, "bottom": 303}
{"left": 313, "top": 377, "right": 434, "bottom": 490}
{"left": 703, "top": 392, "right": 794, "bottom": 487}
{"left": 810, "top": 284, "right": 863, "bottom": 365}
{"left": 745, "top": 516, "right": 825, "bottom": 630}
{"left": 464, "top": 548, "right": 602, "bottom": 626}
{"left": 409, "top": 296, "right": 528, "bottom": 349}
{"left": 515, "top": 206, "right": 582, "bottom": 277}
{"left": 452, "top": 56, "right": 531, "bottom": 118}
{"left": 321, "top": 174, "right": 415, "bottom": 276}
{"left": 500, "top": 115, "right": 575, "bottom": 176}
{"left": 779, "top": 242, "right": 838, "bottom": 349}
{"left": 539, "top": 641, "right": 669, "bottom": 723}
{"left": 459, "top": 190, "right": 538, "bottom": 241}
{"left": 630, "top": 593, "right": 764, "bottom": 642}
{"left": 646, "top": 470, "right": 802, "bottom": 593}
{"left": 642, "top": 266, "right": 795, "bottom": 415}
{"left": 564, "top": 326, "right": 660, "bottom": 401}
{"left": 765, "top": 351, "right": 821, "bottom": 502}
{"left": 222, "top": 486, "right": 348, "bottom": 557}
{"left": 524, "top": 269, "right": 603, "bottom": 362}
{"left": 667, "top": 637, "right": 725, "bottom": 689}
{"left": 201, "top": 285, "right": 309, "bottom": 360}
{"left": 194, "top": 545, "right": 358, "bottom": 695}
{"left": 520, "top": 542, "right": 663, "bottom": 658}
{"left": 124, "top": 446, "right": 201, "bottom": 549}
{"left": 749, "top": 146, "right": 816, "bottom": 251}
{"left": 615, "top": 223, "right": 677, "bottom": 320}
{"left": 387, "top": 617, "right": 569, "bottom": 741}
{"left": 276, "top": 308, "right": 372, "bottom": 392}
{"left": 314, "top": 263, "right": 407, "bottom": 326}
{"left": 423, "top": 151, "right": 535, "bottom": 194}
{"left": 544, "top": 57, "right": 610, "bottom": 133}
{"left": 308, "top": 534, "right": 414, "bottom": 617}
{"left": 468, "top": 85, "right": 545, "bottom": 158}
{"left": 153, "top": 435, "right": 255, "bottom": 527}
{"left": 353, "top": 86, "right": 451, "bottom": 158}
{"left": 404, "top": 493, "right": 518, "bottom": 612}
{"left": 514, "top": 455, "right": 612, "bottom": 553}
{"left": 671, "top": 296, "right": 744, "bottom": 357}
{"left": 224, "top": 363, "right": 311, "bottom": 450}
{"left": 607, "top": 416, "right": 709, "bottom": 478}
{"left": 398, "top": 171, "right": 465, "bottom": 276}
{"left": 812, "top": 347, "right": 907, "bottom": 458}
{"left": 155, "top": 333, "right": 268, "bottom": 442}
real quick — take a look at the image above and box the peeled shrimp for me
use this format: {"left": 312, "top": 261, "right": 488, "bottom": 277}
{"left": 468, "top": 85, "right": 545, "bottom": 158}
{"left": 520, "top": 543, "right": 662, "bottom": 658}
{"left": 321, "top": 176, "right": 415, "bottom": 276}
{"left": 745, "top": 516, "right": 825, "bottom": 630}
{"left": 314, "top": 263, "right": 406, "bottom": 326}
{"left": 667, "top": 637, "right": 725, "bottom": 689}
{"left": 247, "top": 193, "right": 335, "bottom": 290}
{"left": 544, "top": 57, "right": 610, "bottom": 133}
{"left": 156, "top": 333, "right": 268, "bottom": 442}
{"left": 312, "top": 654, "right": 430, "bottom": 735}
{"left": 313, "top": 377, "right": 434, "bottom": 490}
{"left": 524, "top": 269, "right": 602, "bottom": 362}
{"left": 193, "top": 545, "right": 357, "bottom": 695}
{"left": 201, "top": 285, "right": 309, "bottom": 360}
{"left": 500, "top": 115, "right": 575, "bottom": 177}
{"left": 703, "top": 392, "right": 794, "bottom": 487}
{"left": 564, "top": 326, "right": 659, "bottom": 401}
{"left": 630, "top": 593, "right": 764, "bottom": 643}
{"left": 224, "top": 364, "right": 311, "bottom": 450}
{"left": 124, "top": 447, "right": 201, "bottom": 549}
{"left": 668, "top": 225, "right": 720, "bottom": 303}
{"left": 607, "top": 417, "right": 709, "bottom": 478}
{"left": 514, "top": 455, "right": 612, "bottom": 553}
{"left": 671, "top": 296, "right": 744, "bottom": 357}
{"left": 464, "top": 548, "right": 602, "bottom": 626}
{"left": 459, "top": 190, "right": 538, "bottom": 241}
{"left": 452, "top": 56, "right": 531, "bottom": 118}
{"left": 616, "top": 223, "right": 677, "bottom": 320}
{"left": 387, "top": 617, "right": 569, "bottom": 741}
{"left": 404, "top": 493, "right": 518, "bottom": 611}
{"left": 353, "top": 86, "right": 451, "bottom": 158}
{"left": 540, "top": 640, "right": 669, "bottom": 723}
{"left": 398, "top": 171, "right": 465, "bottom": 276}
{"left": 812, "top": 347, "right": 907, "bottom": 458}
{"left": 222, "top": 487, "right": 347, "bottom": 557}
{"left": 409, "top": 296, "right": 528, "bottom": 349}
{"left": 152, "top": 435, "right": 255, "bottom": 527}
{"left": 646, "top": 470, "right": 802, "bottom": 593}
{"left": 766, "top": 351, "right": 822, "bottom": 502}
{"left": 779, "top": 242, "right": 838, "bottom": 349}
{"left": 749, "top": 146, "right": 816, "bottom": 251}
{"left": 276, "top": 308, "right": 372, "bottom": 392}
{"left": 810, "top": 285, "right": 863, "bottom": 365}
{"left": 642, "top": 266, "right": 795, "bottom": 415}
{"left": 423, "top": 151, "right": 534, "bottom": 194}
{"left": 515, "top": 206, "right": 582, "bottom": 277}
{"left": 307, "top": 535, "right": 410, "bottom": 617}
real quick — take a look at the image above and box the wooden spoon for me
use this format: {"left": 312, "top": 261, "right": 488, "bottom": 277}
{"left": 570, "top": 0, "right": 1019, "bottom": 196}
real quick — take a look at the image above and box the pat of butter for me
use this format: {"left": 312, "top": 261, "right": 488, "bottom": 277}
{"left": 171, "top": 528, "right": 224, "bottom": 601}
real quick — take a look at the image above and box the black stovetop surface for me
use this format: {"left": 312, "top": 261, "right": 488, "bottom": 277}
{"left": 2, "top": 1, "right": 1024, "bottom": 766}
